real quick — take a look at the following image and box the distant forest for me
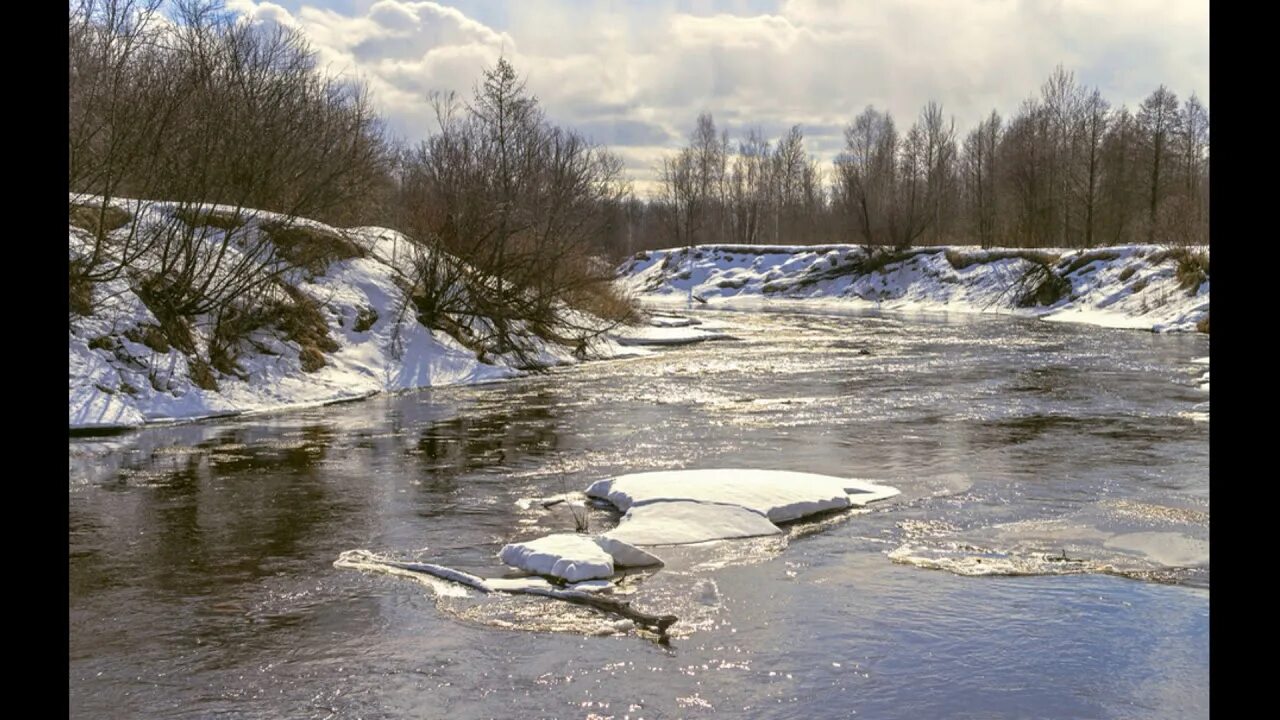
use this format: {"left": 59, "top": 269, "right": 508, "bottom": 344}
{"left": 71, "top": 1, "right": 1208, "bottom": 274}
{"left": 635, "top": 68, "right": 1208, "bottom": 255}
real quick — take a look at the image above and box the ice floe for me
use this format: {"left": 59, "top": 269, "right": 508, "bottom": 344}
{"left": 498, "top": 532, "right": 662, "bottom": 582}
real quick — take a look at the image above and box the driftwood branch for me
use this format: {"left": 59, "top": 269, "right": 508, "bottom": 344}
{"left": 335, "top": 551, "right": 678, "bottom": 642}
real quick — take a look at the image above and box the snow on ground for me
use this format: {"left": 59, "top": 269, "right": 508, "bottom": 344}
{"left": 69, "top": 197, "right": 664, "bottom": 430}
{"left": 618, "top": 244, "right": 1209, "bottom": 333}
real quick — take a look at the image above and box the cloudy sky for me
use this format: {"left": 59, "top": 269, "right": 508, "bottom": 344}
{"left": 226, "top": 0, "right": 1209, "bottom": 194}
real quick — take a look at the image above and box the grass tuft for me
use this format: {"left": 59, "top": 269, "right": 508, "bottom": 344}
{"left": 261, "top": 221, "right": 365, "bottom": 274}
{"left": 69, "top": 203, "right": 132, "bottom": 237}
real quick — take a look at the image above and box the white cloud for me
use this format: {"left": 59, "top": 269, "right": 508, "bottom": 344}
{"left": 226, "top": 0, "right": 1209, "bottom": 192}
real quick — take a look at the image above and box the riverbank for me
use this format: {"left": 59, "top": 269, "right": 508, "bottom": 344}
{"left": 68, "top": 198, "right": 721, "bottom": 432}
{"left": 617, "top": 244, "right": 1209, "bottom": 333}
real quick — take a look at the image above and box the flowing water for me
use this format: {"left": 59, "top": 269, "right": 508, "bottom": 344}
{"left": 69, "top": 308, "right": 1210, "bottom": 719}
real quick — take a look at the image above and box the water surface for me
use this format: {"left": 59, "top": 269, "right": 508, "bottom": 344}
{"left": 70, "top": 308, "right": 1209, "bottom": 718}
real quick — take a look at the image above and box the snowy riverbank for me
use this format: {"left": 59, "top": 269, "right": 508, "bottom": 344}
{"left": 617, "top": 244, "right": 1210, "bottom": 333}
{"left": 69, "top": 198, "right": 719, "bottom": 432}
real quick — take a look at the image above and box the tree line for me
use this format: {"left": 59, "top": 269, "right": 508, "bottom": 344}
{"left": 640, "top": 67, "right": 1208, "bottom": 254}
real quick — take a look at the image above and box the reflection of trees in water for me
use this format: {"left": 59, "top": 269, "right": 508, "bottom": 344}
{"left": 72, "top": 424, "right": 351, "bottom": 601}
{"left": 412, "top": 402, "right": 562, "bottom": 484}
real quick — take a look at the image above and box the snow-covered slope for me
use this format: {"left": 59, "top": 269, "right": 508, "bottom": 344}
{"left": 618, "top": 244, "right": 1210, "bottom": 333}
{"left": 69, "top": 197, "right": 639, "bottom": 430}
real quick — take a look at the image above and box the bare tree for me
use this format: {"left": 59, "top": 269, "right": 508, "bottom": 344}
{"left": 1077, "top": 89, "right": 1110, "bottom": 247}
{"left": 834, "top": 106, "right": 896, "bottom": 247}
{"left": 1137, "top": 86, "right": 1183, "bottom": 243}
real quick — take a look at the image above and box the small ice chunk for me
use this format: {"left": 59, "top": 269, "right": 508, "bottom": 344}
{"left": 498, "top": 533, "right": 615, "bottom": 582}
{"left": 566, "top": 579, "right": 614, "bottom": 593}
{"left": 594, "top": 536, "right": 663, "bottom": 567}
{"left": 843, "top": 478, "right": 903, "bottom": 505}
{"left": 603, "top": 500, "right": 783, "bottom": 546}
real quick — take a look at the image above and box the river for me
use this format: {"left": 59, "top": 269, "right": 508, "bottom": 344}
{"left": 70, "top": 308, "right": 1209, "bottom": 718}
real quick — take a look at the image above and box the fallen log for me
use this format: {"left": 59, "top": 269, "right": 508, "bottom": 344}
{"left": 335, "top": 550, "right": 678, "bottom": 642}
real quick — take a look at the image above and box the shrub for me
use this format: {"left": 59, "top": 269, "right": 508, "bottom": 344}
{"left": 567, "top": 283, "right": 642, "bottom": 326}
{"left": 1015, "top": 264, "right": 1071, "bottom": 307}
{"left": 353, "top": 305, "right": 378, "bottom": 333}
{"left": 1175, "top": 252, "right": 1210, "bottom": 295}
{"left": 189, "top": 357, "right": 219, "bottom": 391}
{"left": 1118, "top": 267, "right": 1136, "bottom": 282}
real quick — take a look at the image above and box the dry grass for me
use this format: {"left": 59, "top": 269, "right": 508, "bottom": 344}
{"left": 261, "top": 221, "right": 365, "bottom": 274}
{"left": 1176, "top": 253, "right": 1210, "bottom": 295}
{"left": 1196, "top": 314, "right": 1209, "bottom": 334}
{"left": 124, "top": 324, "right": 172, "bottom": 354}
{"left": 172, "top": 207, "right": 247, "bottom": 232}
{"left": 1117, "top": 266, "right": 1136, "bottom": 282}
{"left": 69, "top": 203, "right": 132, "bottom": 236}
{"left": 277, "top": 285, "right": 339, "bottom": 372}
{"left": 69, "top": 259, "right": 95, "bottom": 317}
{"left": 1060, "top": 250, "right": 1121, "bottom": 275}
{"left": 565, "top": 270, "right": 642, "bottom": 325}
{"left": 859, "top": 247, "right": 928, "bottom": 274}
{"left": 88, "top": 335, "right": 116, "bottom": 351}
{"left": 133, "top": 280, "right": 198, "bottom": 355}
{"left": 945, "top": 249, "right": 1059, "bottom": 270}
{"left": 1147, "top": 248, "right": 1209, "bottom": 296}
{"left": 189, "top": 357, "right": 219, "bottom": 391}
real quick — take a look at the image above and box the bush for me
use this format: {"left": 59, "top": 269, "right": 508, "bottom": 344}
{"left": 189, "top": 357, "right": 219, "bottom": 391}
{"left": 567, "top": 283, "right": 642, "bottom": 326}
{"left": 1175, "top": 252, "right": 1209, "bottom": 295}
{"left": 353, "top": 305, "right": 378, "bottom": 333}
{"left": 1015, "top": 264, "right": 1071, "bottom": 307}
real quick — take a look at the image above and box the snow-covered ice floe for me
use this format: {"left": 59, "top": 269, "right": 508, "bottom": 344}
{"left": 589, "top": 468, "right": 901, "bottom": 545}
{"left": 497, "top": 532, "right": 662, "bottom": 582}
{"left": 339, "top": 469, "right": 899, "bottom": 637}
